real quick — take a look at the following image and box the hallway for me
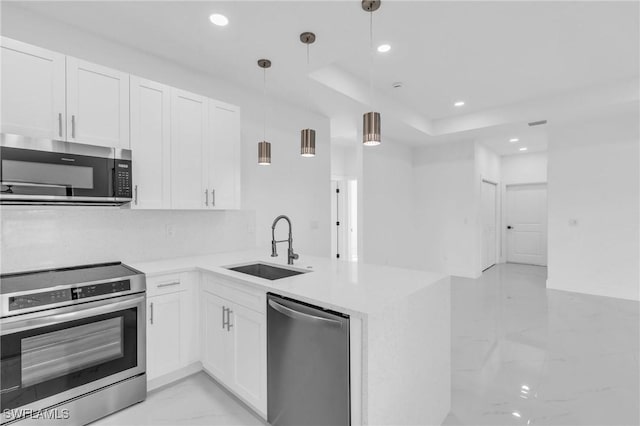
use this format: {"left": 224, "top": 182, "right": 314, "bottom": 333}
{"left": 445, "top": 263, "right": 639, "bottom": 425}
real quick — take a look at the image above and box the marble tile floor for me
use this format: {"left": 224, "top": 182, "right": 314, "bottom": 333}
{"left": 91, "top": 372, "right": 264, "bottom": 426}
{"left": 443, "top": 263, "right": 639, "bottom": 426}
{"left": 93, "top": 263, "right": 639, "bottom": 426}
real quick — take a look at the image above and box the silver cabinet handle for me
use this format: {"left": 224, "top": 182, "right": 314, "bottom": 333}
{"left": 134, "top": 185, "right": 138, "bottom": 205}
{"left": 212, "top": 189, "right": 215, "bottom": 207}
{"left": 205, "top": 189, "right": 209, "bottom": 206}
{"left": 156, "top": 281, "right": 180, "bottom": 288}
{"left": 71, "top": 115, "right": 76, "bottom": 138}
{"left": 150, "top": 302, "right": 154, "bottom": 325}
{"left": 58, "top": 113, "right": 63, "bottom": 138}
{"left": 221, "top": 306, "right": 227, "bottom": 329}
{"left": 226, "top": 309, "right": 233, "bottom": 331}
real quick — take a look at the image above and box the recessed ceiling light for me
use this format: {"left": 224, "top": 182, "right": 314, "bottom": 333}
{"left": 519, "top": 147, "right": 528, "bottom": 151}
{"left": 377, "top": 44, "right": 391, "bottom": 53}
{"left": 509, "top": 138, "right": 519, "bottom": 143}
{"left": 209, "top": 13, "right": 229, "bottom": 26}
{"left": 454, "top": 101, "right": 465, "bottom": 107}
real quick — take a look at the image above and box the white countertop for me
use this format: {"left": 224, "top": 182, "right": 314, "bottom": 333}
{"left": 130, "top": 249, "right": 448, "bottom": 316}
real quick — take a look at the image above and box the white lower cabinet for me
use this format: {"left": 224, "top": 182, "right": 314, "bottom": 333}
{"left": 146, "top": 273, "right": 198, "bottom": 382}
{"left": 229, "top": 302, "right": 266, "bottom": 410}
{"left": 201, "top": 274, "right": 267, "bottom": 417}
{"left": 201, "top": 291, "right": 232, "bottom": 382}
{"left": 144, "top": 271, "right": 266, "bottom": 417}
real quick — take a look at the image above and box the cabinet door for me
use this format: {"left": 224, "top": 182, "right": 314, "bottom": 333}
{"left": 207, "top": 100, "right": 241, "bottom": 209}
{"left": 170, "top": 88, "right": 207, "bottom": 209}
{"left": 130, "top": 77, "right": 171, "bottom": 209}
{"left": 229, "top": 303, "right": 267, "bottom": 414}
{"left": 1, "top": 37, "right": 66, "bottom": 139}
{"left": 66, "top": 57, "right": 130, "bottom": 149}
{"left": 201, "top": 290, "right": 232, "bottom": 382}
{"left": 147, "top": 292, "right": 186, "bottom": 381}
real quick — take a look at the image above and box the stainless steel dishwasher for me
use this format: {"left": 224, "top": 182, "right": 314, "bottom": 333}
{"left": 267, "top": 293, "right": 350, "bottom": 426}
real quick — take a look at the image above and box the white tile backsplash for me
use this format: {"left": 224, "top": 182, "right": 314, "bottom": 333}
{"left": 0, "top": 207, "right": 256, "bottom": 273}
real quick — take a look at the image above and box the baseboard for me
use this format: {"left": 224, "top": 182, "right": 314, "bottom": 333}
{"left": 147, "top": 362, "right": 202, "bottom": 392}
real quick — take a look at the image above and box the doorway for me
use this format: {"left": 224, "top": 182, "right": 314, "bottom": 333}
{"left": 331, "top": 179, "right": 358, "bottom": 261}
{"left": 481, "top": 180, "right": 498, "bottom": 271}
{"left": 505, "top": 183, "right": 548, "bottom": 266}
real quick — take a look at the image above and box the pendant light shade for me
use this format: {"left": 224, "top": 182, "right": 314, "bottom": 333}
{"left": 362, "top": 0, "right": 382, "bottom": 147}
{"left": 362, "top": 111, "right": 381, "bottom": 146}
{"left": 300, "top": 129, "right": 316, "bottom": 157}
{"left": 257, "top": 59, "right": 272, "bottom": 165}
{"left": 258, "top": 140, "right": 271, "bottom": 165}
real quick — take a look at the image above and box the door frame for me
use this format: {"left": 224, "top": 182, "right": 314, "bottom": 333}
{"left": 480, "top": 179, "right": 499, "bottom": 272}
{"left": 501, "top": 181, "right": 548, "bottom": 265}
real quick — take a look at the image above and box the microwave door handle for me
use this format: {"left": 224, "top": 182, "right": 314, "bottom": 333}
{"left": 1, "top": 181, "right": 69, "bottom": 189}
{"left": 0, "top": 294, "right": 144, "bottom": 335}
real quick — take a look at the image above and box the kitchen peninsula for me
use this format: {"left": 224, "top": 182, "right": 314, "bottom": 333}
{"left": 132, "top": 249, "right": 451, "bottom": 426}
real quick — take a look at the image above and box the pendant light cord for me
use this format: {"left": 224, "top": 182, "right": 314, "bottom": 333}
{"left": 263, "top": 67, "right": 267, "bottom": 141}
{"left": 369, "top": 10, "right": 374, "bottom": 111}
{"left": 306, "top": 42, "right": 311, "bottom": 124}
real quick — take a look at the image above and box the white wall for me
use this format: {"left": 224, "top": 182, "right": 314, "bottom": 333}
{"left": 547, "top": 110, "right": 639, "bottom": 301}
{"left": 362, "top": 141, "right": 417, "bottom": 268}
{"left": 502, "top": 152, "right": 548, "bottom": 185}
{"left": 0, "top": 208, "right": 255, "bottom": 273}
{"left": 0, "top": 5, "right": 331, "bottom": 272}
{"left": 413, "top": 140, "right": 478, "bottom": 278}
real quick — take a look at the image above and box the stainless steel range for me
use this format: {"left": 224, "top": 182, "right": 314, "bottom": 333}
{"left": 0, "top": 262, "right": 147, "bottom": 425}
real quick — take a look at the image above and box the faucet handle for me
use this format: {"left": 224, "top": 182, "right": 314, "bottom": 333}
{"left": 292, "top": 252, "right": 299, "bottom": 260}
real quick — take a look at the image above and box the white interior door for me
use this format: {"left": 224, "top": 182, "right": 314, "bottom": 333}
{"left": 481, "top": 180, "right": 498, "bottom": 271}
{"left": 506, "top": 183, "right": 548, "bottom": 266}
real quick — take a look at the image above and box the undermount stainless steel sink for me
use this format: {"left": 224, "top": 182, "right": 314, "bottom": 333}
{"left": 226, "top": 263, "right": 308, "bottom": 281}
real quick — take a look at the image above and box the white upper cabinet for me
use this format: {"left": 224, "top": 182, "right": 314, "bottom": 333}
{"left": 1, "top": 37, "right": 66, "bottom": 139}
{"left": 66, "top": 57, "right": 130, "bottom": 149}
{"left": 170, "top": 88, "right": 208, "bottom": 209}
{"left": 130, "top": 76, "right": 171, "bottom": 209}
{"left": 207, "top": 100, "right": 241, "bottom": 209}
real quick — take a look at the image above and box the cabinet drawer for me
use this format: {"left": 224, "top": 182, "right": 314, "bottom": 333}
{"left": 202, "top": 273, "right": 265, "bottom": 314}
{"left": 147, "top": 272, "right": 189, "bottom": 297}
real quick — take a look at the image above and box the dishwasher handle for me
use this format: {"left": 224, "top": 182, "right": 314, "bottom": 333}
{"left": 268, "top": 299, "right": 343, "bottom": 326}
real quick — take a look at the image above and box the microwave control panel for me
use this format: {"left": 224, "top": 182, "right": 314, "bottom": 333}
{"left": 8, "top": 280, "right": 131, "bottom": 311}
{"left": 114, "top": 159, "right": 132, "bottom": 198}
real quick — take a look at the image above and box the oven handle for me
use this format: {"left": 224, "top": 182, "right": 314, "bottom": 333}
{"left": 0, "top": 293, "right": 145, "bottom": 335}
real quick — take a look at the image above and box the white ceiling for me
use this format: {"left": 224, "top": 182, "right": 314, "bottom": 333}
{"left": 5, "top": 1, "right": 639, "bottom": 155}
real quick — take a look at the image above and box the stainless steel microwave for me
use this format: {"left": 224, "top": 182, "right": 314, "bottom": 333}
{"left": 0, "top": 134, "right": 132, "bottom": 206}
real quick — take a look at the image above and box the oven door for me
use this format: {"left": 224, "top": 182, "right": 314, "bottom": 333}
{"left": 0, "top": 293, "right": 145, "bottom": 419}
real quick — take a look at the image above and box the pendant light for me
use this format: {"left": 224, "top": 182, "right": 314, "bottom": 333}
{"left": 258, "top": 59, "right": 272, "bottom": 165}
{"left": 362, "top": 0, "right": 381, "bottom": 146}
{"left": 300, "top": 32, "right": 316, "bottom": 157}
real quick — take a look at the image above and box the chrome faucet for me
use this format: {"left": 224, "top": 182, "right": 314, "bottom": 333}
{"left": 271, "top": 215, "right": 299, "bottom": 265}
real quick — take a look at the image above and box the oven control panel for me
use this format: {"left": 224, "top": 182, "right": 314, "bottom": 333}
{"left": 8, "top": 280, "right": 131, "bottom": 311}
